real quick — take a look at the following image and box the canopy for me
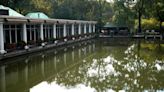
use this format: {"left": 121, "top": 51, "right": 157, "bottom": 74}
{"left": 26, "top": 12, "right": 49, "bottom": 19}
{"left": 0, "top": 5, "right": 24, "bottom": 17}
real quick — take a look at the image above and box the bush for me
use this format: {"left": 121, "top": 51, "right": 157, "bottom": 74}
{"left": 27, "top": 40, "right": 35, "bottom": 45}
{"left": 17, "top": 41, "right": 26, "bottom": 49}
{"left": 6, "top": 43, "right": 17, "bottom": 50}
{"left": 36, "top": 39, "right": 43, "bottom": 44}
{"left": 134, "top": 18, "right": 160, "bottom": 32}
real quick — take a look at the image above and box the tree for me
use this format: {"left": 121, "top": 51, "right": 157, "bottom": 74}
{"left": 153, "top": 0, "right": 164, "bottom": 34}
{"left": 112, "top": 0, "right": 135, "bottom": 29}
{"left": 30, "top": 0, "right": 53, "bottom": 16}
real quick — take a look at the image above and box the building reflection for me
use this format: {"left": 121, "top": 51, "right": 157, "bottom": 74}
{"left": 0, "top": 66, "right": 6, "bottom": 92}
{"left": 0, "top": 40, "right": 95, "bottom": 92}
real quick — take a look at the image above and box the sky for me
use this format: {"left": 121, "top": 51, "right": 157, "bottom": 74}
{"left": 106, "top": 0, "right": 114, "bottom": 3}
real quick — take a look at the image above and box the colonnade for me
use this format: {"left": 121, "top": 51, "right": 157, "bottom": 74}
{"left": 0, "top": 18, "right": 96, "bottom": 54}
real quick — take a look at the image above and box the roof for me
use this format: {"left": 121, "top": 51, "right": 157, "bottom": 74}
{"left": 0, "top": 5, "right": 24, "bottom": 17}
{"left": 104, "top": 23, "right": 117, "bottom": 28}
{"left": 103, "top": 22, "right": 128, "bottom": 28}
{"left": 0, "top": 16, "right": 97, "bottom": 24}
{"left": 26, "top": 12, "right": 49, "bottom": 19}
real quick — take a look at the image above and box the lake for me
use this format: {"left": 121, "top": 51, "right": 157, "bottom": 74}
{"left": 0, "top": 38, "right": 164, "bottom": 92}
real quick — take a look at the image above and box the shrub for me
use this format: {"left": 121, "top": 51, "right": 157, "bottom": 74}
{"left": 27, "top": 40, "right": 35, "bottom": 45}
{"left": 134, "top": 18, "right": 160, "bottom": 32}
{"left": 36, "top": 39, "right": 43, "bottom": 44}
{"left": 6, "top": 43, "right": 17, "bottom": 50}
{"left": 17, "top": 41, "right": 26, "bottom": 49}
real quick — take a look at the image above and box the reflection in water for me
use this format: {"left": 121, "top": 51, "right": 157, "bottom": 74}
{"left": 0, "top": 39, "right": 164, "bottom": 92}
{"left": 30, "top": 81, "right": 96, "bottom": 92}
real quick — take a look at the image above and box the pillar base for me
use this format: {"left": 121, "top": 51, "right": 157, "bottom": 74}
{"left": 41, "top": 43, "right": 45, "bottom": 47}
{"left": 55, "top": 41, "right": 58, "bottom": 44}
{"left": 24, "top": 45, "right": 29, "bottom": 50}
{"left": 72, "top": 37, "right": 75, "bottom": 40}
{"left": 0, "top": 50, "right": 6, "bottom": 54}
{"left": 64, "top": 39, "right": 67, "bottom": 42}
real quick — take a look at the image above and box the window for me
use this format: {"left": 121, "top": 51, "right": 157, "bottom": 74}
{"left": 3, "top": 24, "right": 22, "bottom": 44}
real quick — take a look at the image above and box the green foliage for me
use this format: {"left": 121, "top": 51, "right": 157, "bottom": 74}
{"left": 52, "top": 0, "right": 113, "bottom": 26}
{"left": 112, "top": 0, "right": 135, "bottom": 28}
{"left": 134, "top": 18, "right": 160, "bottom": 31}
{"left": 30, "top": 0, "right": 53, "bottom": 16}
{"left": 2, "top": 0, "right": 164, "bottom": 31}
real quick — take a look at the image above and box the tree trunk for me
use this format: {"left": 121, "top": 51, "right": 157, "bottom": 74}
{"left": 159, "top": 21, "right": 163, "bottom": 35}
{"left": 138, "top": 10, "right": 142, "bottom": 33}
{"left": 160, "top": 21, "right": 162, "bottom": 32}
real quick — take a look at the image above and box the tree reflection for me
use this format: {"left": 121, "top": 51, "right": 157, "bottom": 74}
{"left": 53, "top": 39, "right": 164, "bottom": 92}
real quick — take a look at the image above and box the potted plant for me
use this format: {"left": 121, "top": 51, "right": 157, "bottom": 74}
{"left": 6, "top": 43, "right": 17, "bottom": 51}
{"left": 17, "top": 41, "right": 27, "bottom": 50}
{"left": 36, "top": 38, "right": 43, "bottom": 46}
{"left": 27, "top": 40, "right": 35, "bottom": 45}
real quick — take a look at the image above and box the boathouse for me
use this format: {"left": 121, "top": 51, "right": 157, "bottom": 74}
{"left": 100, "top": 23, "right": 129, "bottom": 37}
{"left": 0, "top": 5, "right": 97, "bottom": 56}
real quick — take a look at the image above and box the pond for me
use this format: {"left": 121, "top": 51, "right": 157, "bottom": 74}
{"left": 0, "top": 38, "right": 164, "bottom": 92}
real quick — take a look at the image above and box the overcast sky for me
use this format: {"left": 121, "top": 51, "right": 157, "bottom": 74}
{"left": 106, "top": 0, "right": 114, "bottom": 3}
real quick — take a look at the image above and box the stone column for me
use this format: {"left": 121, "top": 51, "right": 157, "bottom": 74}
{"left": 93, "top": 24, "right": 96, "bottom": 33}
{"left": 53, "top": 23, "right": 57, "bottom": 43}
{"left": 89, "top": 24, "right": 92, "bottom": 33}
{"left": 23, "top": 23, "right": 29, "bottom": 49}
{"left": 40, "top": 23, "right": 45, "bottom": 46}
{"left": 84, "top": 24, "right": 87, "bottom": 38}
{"left": 78, "top": 23, "right": 81, "bottom": 39}
{"left": 72, "top": 24, "right": 75, "bottom": 40}
{"left": 34, "top": 29, "right": 37, "bottom": 41}
{"left": 48, "top": 29, "right": 50, "bottom": 39}
{"left": 53, "top": 24, "right": 57, "bottom": 39}
{"left": 0, "top": 22, "right": 6, "bottom": 54}
{"left": 15, "top": 30, "right": 18, "bottom": 43}
{"left": 78, "top": 23, "right": 81, "bottom": 35}
{"left": 63, "top": 24, "right": 67, "bottom": 41}
{"left": 29, "top": 29, "right": 32, "bottom": 40}
{"left": 9, "top": 30, "right": 12, "bottom": 44}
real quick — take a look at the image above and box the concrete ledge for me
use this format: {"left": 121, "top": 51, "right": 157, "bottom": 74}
{"left": 0, "top": 36, "right": 96, "bottom": 60}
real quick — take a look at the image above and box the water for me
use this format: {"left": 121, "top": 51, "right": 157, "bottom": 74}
{"left": 0, "top": 38, "right": 164, "bottom": 92}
